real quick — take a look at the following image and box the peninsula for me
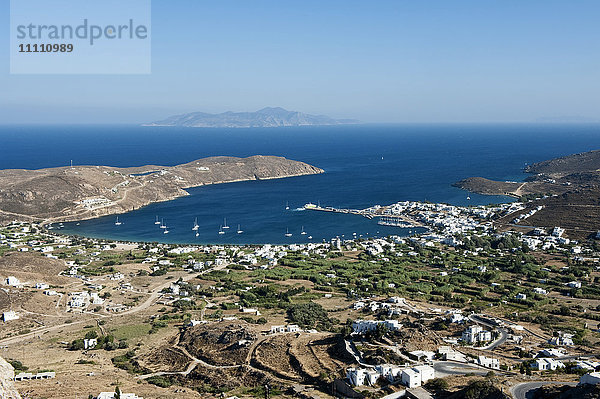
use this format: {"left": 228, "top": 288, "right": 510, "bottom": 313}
{"left": 144, "top": 107, "right": 360, "bottom": 128}
{"left": 0, "top": 156, "right": 324, "bottom": 224}
{"left": 455, "top": 149, "right": 600, "bottom": 238}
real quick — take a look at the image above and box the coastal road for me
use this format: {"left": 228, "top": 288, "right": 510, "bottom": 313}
{"left": 433, "top": 361, "right": 490, "bottom": 377}
{"left": 510, "top": 381, "right": 577, "bottom": 399}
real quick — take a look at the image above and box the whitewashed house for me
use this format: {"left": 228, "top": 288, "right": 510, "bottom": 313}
{"left": 401, "top": 368, "right": 421, "bottom": 388}
{"left": 462, "top": 325, "right": 492, "bottom": 344}
{"left": 533, "top": 358, "right": 565, "bottom": 371}
{"left": 2, "top": 311, "right": 19, "bottom": 321}
{"left": 476, "top": 356, "right": 500, "bottom": 369}
{"left": 84, "top": 338, "right": 97, "bottom": 349}
{"left": 5, "top": 276, "right": 21, "bottom": 286}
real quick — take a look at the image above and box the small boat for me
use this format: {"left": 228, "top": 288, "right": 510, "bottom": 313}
{"left": 163, "top": 225, "right": 169, "bottom": 234}
{"left": 300, "top": 226, "right": 307, "bottom": 235}
{"left": 308, "top": 235, "right": 313, "bottom": 240}
{"left": 285, "top": 201, "right": 290, "bottom": 210}
{"left": 160, "top": 219, "right": 167, "bottom": 229}
{"left": 218, "top": 226, "right": 225, "bottom": 235}
{"left": 192, "top": 218, "right": 199, "bottom": 231}
{"left": 466, "top": 196, "right": 471, "bottom": 200}
{"left": 115, "top": 217, "right": 122, "bottom": 226}
{"left": 154, "top": 216, "right": 161, "bottom": 225}
{"left": 237, "top": 224, "right": 243, "bottom": 234}
{"left": 195, "top": 232, "right": 199, "bottom": 237}
{"left": 285, "top": 228, "right": 292, "bottom": 237}
{"left": 222, "top": 218, "right": 230, "bottom": 229}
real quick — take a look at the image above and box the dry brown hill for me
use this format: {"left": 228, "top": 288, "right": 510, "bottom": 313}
{"left": 0, "top": 155, "right": 323, "bottom": 223}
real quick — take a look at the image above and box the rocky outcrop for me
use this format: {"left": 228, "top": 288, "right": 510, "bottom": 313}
{"left": 525, "top": 149, "right": 600, "bottom": 176}
{"left": 0, "top": 357, "right": 21, "bottom": 399}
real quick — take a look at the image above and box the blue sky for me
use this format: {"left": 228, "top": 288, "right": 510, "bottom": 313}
{"left": 1, "top": 0, "right": 599, "bottom": 123}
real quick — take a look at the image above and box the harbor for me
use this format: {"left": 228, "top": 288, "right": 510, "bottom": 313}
{"left": 302, "top": 203, "right": 423, "bottom": 227}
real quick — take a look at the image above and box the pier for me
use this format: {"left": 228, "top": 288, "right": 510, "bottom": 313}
{"left": 303, "top": 203, "right": 375, "bottom": 219}
{"left": 303, "top": 203, "right": 423, "bottom": 227}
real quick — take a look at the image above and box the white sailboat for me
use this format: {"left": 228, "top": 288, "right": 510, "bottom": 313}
{"left": 195, "top": 231, "right": 199, "bottom": 237}
{"left": 222, "top": 218, "right": 230, "bottom": 229}
{"left": 218, "top": 225, "right": 225, "bottom": 235}
{"left": 285, "top": 201, "right": 290, "bottom": 210}
{"left": 154, "top": 216, "right": 161, "bottom": 225}
{"left": 115, "top": 217, "right": 122, "bottom": 226}
{"left": 160, "top": 218, "right": 167, "bottom": 229}
{"left": 285, "top": 228, "right": 292, "bottom": 237}
{"left": 163, "top": 224, "right": 169, "bottom": 234}
{"left": 300, "top": 226, "right": 307, "bottom": 235}
{"left": 308, "top": 235, "right": 313, "bottom": 240}
{"left": 237, "top": 224, "right": 243, "bottom": 234}
{"left": 192, "top": 218, "right": 199, "bottom": 231}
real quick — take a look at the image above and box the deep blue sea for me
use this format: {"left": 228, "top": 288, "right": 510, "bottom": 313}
{"left": 2, "top": 124, "right": 600, "bottom": 244}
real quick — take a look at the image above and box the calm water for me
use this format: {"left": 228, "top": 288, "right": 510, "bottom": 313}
{"left": 2, "top": 124, "right": 600, "bottom": 244}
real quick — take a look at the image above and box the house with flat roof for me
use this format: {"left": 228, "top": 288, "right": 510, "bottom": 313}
{"left": 2, "top": 311, "right": 19, "bottom": 322}
{"left": 533, "top": 358, "right": 565, "bottom": 371}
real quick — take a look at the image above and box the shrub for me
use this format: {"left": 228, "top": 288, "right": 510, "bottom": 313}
{"left": 146, "top": 375, "right": 172, "bottom": 388}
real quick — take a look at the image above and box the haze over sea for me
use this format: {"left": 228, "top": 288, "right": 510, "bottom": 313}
{"left": 2, "top": 124, "right": 600, "bottom": 244}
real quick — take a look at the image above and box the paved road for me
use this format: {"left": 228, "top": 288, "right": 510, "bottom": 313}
{"left": 510, "top": 381, "right": 577, "bottom": 399}
{"left": 433, "top": 361, "right": 490, "bottom": 377}
{"left": 469, "top": 314, "right": 508, "bottom": 350}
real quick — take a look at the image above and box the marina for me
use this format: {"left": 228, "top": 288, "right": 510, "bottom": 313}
{"left": 303, "top": 203, "right": 423, "bottom": 228}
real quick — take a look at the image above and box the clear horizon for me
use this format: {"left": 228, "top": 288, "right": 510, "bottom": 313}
{"left": 1, "top": 0, "right": 599, "bottom": 124}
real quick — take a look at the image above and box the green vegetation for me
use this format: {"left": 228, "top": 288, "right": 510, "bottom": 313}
{"left": 458, "top": 380, "right": 508, "bottom": 399}
{"left": 8, "top": 359, "right": 28, "bottom": 372}
{"left": 146, "top": 375, "right": 173, "bottom": 388}
{"left": 287, "top": 301, "right": 332, "bottom": 329}
{"left": 69, "top": 331, "right": 126, "bottom": 351}
{"left": 424, "top": 378, "right": 449, "bottom": 391}
{"left": 111, "top": 350, "right": 150, "bottom": 374}
{"left": 112, "top": 324, "right": 152, "bottom": 340}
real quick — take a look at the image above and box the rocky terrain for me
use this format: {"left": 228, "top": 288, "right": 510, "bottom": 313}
{"left": 455, "top": 149, "right": 600, "bottom": 238}
{"left": 532, "top": 383, "right": 600, "bottom": 399}
{"left": 455, "top": 149, "right": 600, "bottom": 198}
{"left": 0, "top": 357, "right": 21, "bottom": 399}
{"left": 145, "top": 107, "right": 359, "bottom": 128}
{"left": 144, "top": 321, "right": 354, "bottom": 392}
{"left": 525, "top": 149, "right": 600, "bottom": 175}
{"left": 179, "top": 321, "right": 257, "bottom": 366}
{"left": 0, "top": 155, "right": 323, "bottom": 224}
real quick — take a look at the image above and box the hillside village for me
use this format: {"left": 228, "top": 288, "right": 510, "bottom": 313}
{"left": 1, "top": 199, "right": 600, "bottom": 398}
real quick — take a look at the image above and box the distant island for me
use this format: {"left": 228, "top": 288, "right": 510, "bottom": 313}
{"left": 144, "top": 107, "right": 360, "bottom": 128}
{"left": 0, "top": 156, "right": 324, "bottom": 224}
